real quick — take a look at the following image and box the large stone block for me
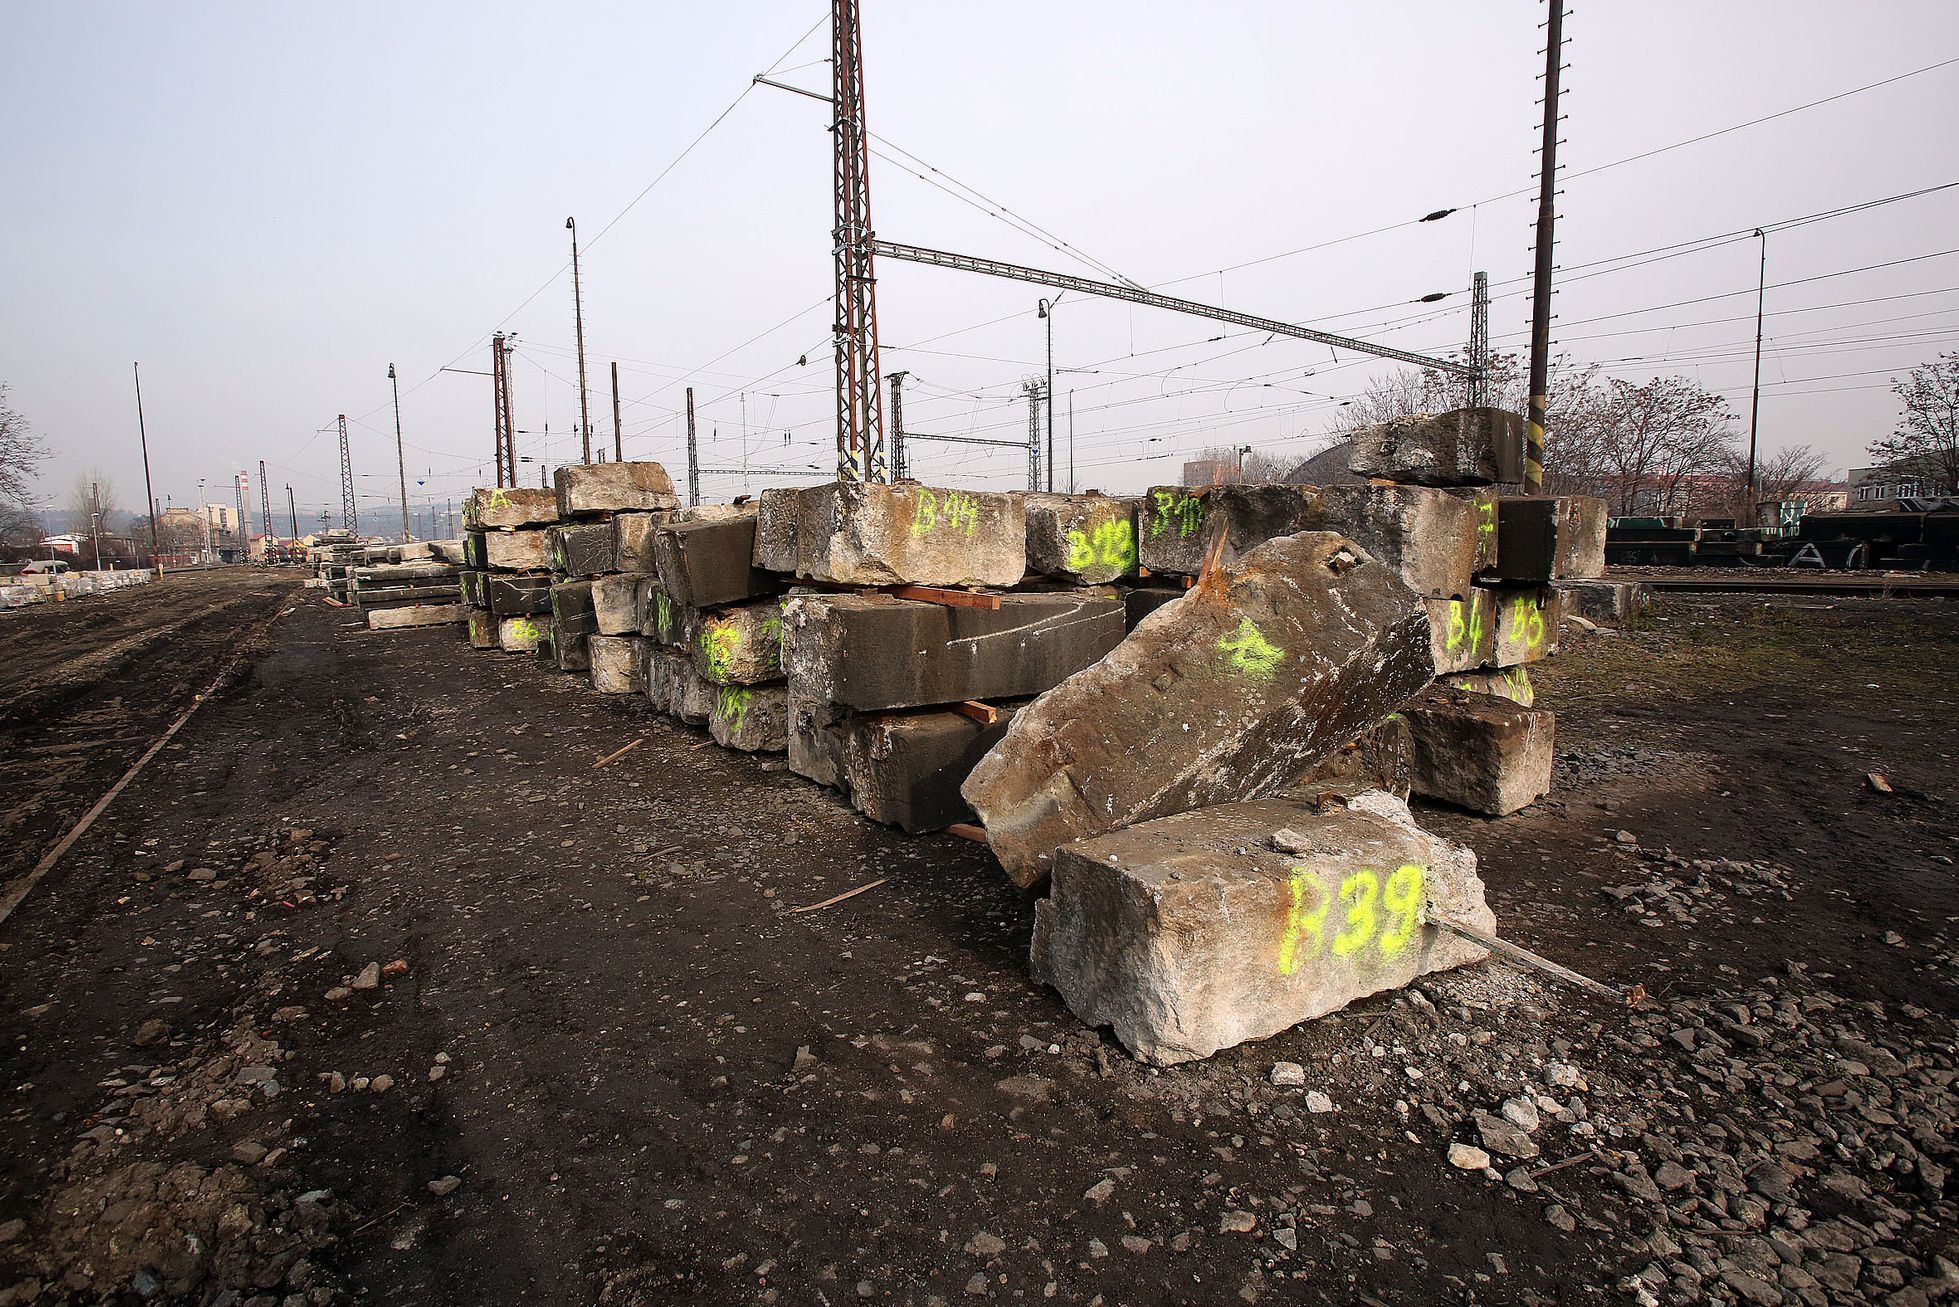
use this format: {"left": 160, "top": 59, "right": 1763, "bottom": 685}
{"left": 497, "top": 614, "right": 545, "bottom": 653}
{"left": 465, "top": 486, "right": 560, "bottom": 530}
{"left": 782, "top": 591, "right": 1125, "bottom": 712}
{"left": 483, "top": 529, "right": 553, "bottom": 572}
{"left": 1555, "top": 578, "right": 1648, "bottom": 627}
{"left": 1138, "top": 484, "right": 1324, "bottom": 577}
{"left": 962, "top": 532, "right": 1434, "bottom": 887}
{"left": 459, "top": 569, "right": 485, "bottom": 609}
{"left": 1489, "top": 587, "right": 1560, "bottom": 666}
{"left": 639, "top": 581, "right": 700, "bottom": 649}
{"left": 793, "top": 481, "right": 1026, "bottom": 587}
{"left": 708, "top": 683, "right": 790, "bottom": 752}
{"left": 549, "top": 615, "right": 591, "bottom": 672}
{"left": 591, "top": 574, "right": 644, "bottom": 636}
{"left": 1024, "top": 494, "right": 1139, "bottom": 584}
{"left": 589, "top": 634, "right": 647, "bottom": 694}
{"left": 613, "top": 510, "right": 674, "bottom": 574}
{"left": 1286, "top": 715, "right": 1414, "bottom": 800}
{"left": 668, "top": 654, "right": 716, "bottom": 725}
{"left": 1348, "top": 408, "right": 1526, "bottom": 486}
{"left": 682, "top": 502, "right": 758, "bottom": 523}
{"left": 837, "top": 707, "right": 1020, "bottom": 833}
{"left": 466, "top": 609, "right": 498, "bottom": 649}
{"left": 549, "top": 521, "right": 617, "bottom": 578}
{"left": 1402, "top": 688, "right": 1555, "bottom": 816}
{"left": 1122, "top": 584, "right": 1185, "bottom": 631}
{"left": 1316, "top": 484, "right": 1496, "bottom": 599}
{"left": 555, "top": 461, "right": 681, "bottom": 518}
{"left": 1491, "top": 496, "right": 1607, "bottom": 582}
{"left": 787, "top": 696, "right": 850, "bottom": 788}
{"left": 462, "top": 531, "right": 486, "bottom": 569}
{"left": 654, "top": 517, "right": 783, "bottom": 609}
{"left": 692, "top": 600, "right": 786, "bottom": 686}
{"left": 1424, "top": 591, "right": 1496, "bottom": 675}
{"left": 753, "top": 487, "right": 806, "bottom": 573}
{"left": 1030, "top": 790, "right": 1495, "bottom": 1065}
{"left": 487, "top": 572, "right": 553, "bottom": 616}
{"left": 1437, "top": 667, "right": 1535, "bottom": 707}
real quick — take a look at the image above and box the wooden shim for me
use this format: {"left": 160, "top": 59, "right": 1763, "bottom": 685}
{"left": 593, "top": 737, "right": 644, "bottom": 769}
{"left": 890, "top": 584, "right": 1003, "bottom": 611}
{"left": 791, "top": 877, "right": 888, "bottom": 914}
{"left": 943, "top": 822, "right": 988, "bottom": 844}
{"left": 950, "top": 700, "right": 999, "bottom": 725}
{"left": 1429, "top": 911, "right": 1642, "bottom": 1005}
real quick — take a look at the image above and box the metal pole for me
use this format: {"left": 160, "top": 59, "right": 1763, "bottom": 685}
{"left": 491, "top": 333, "right": 507, "bottom": 488}
{"left": 199, "top": 477, "right": 211, "bottom": 561}
{"left": 1068, "top": 389, "right": 1075, "bottom": 493}
{"left": 685, "top": 386, "right": 700, "bottom": 507}
{"left": 259, "top": 459, "right": 271, "bottom": 556}
{"left": 1043, "top": 300, "right": 1054, "bottom": 492}
{"left": 499, "top": 336, "right": 517, "bottom": 487}
{"left": 1524, "top": 0, "right": 1565, "bottom": 495}
{"left": 1745, "top": 229, "right": 1766, "bottom": 521}
{"left": 611, "top": 359, "right": 623, "bottom": 463}
{"left": 888, "top": 370, "right": 907, "bottom": 481}
{"left": 567, "top": 217, "right": 592, "bottom": 464}
{"left": 389, "top": 364, "right": 410, "bottom": 542}
{"left": 338, "top": 415, "right": 358, "bottom": 536}
{"left": 89, "top": 483, "right": 101, "bottom": 570}
{"left": 132, "top": 363, "right": 162, "bottom": 576}
{"left": 287, "top": 484, "right": 298, "bottom": 543}
{"left": 1023, "top": 380, "right": 1041, "bottom": 491}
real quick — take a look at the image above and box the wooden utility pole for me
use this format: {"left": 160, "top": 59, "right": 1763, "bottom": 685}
{"left": 567, "top": 217, "right": 592, "bottom": 464}
{"left": 132, "top": 363, "right": 162, "bottom": 576}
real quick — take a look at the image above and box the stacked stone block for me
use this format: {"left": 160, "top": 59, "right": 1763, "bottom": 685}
{"left": 459, "top": 486, "right": 559, "bottom": 654}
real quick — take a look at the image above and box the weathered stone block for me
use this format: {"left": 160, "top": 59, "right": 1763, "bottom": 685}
{"left": 839, "top": 707, "right": 1020, "bottom": 833}
{"left": 794, "top": 481, "right": 1026, "bottom": 587}
{"left": 669, "top": 655, "right": 716, "bottom": 725}
{"left": 1491, "top": 496, "right": 1607, "bottom": 582}
{"left": 682, "top": 502, "right": 757, "bottom": 523}
{"left": 366, "top": 603, "right": 467, "bottom": 630}
{"left": 591, "top": 574, "right": 644, "bottom": 636}
{"left": 708, "top": 683, "right": 790, "bottom": 752}
{"left": 1317, "top": 484, "right": 1496, "bottom": 599}
{"left": 1138, "top": 484, "right": 1324, "bottom": 577}
{"left": 486, "top": 572, "right": 553, "bottom": 616}
{"left": 555, "top": 461, "right": 680, "bottom": 518}
{"left": 692, "top": 600, "right": 786, "bottom": 686}
{"left": 1489, "top": 587, "right": 1560, "bottom": 665}
{"left": 639, "top": 581, "right": 699, "bottom": 649}
{"left": 654, "top": 517, "right": 783, "bottom": 609}
{"left": 459, "top": 569, "right": 485, "bottom": 609}
{"left": 1348, "top": 408, "right": 1525, "bottom": 486}
{"left": 753, "top": 487, "right": 806, "bottom": 573}
{"left": 1424, "top": 591, "right": 1497, "bottom": 674}
{"left": 962, "top": 532, "right": 1434, "bottom": 887}
{"left": 1122, "top": 584, "right": 1185, "bottom": 630}
{"left": 787, "top": 696, "right": 850, "bottom": 788}
{"left": 467, "top": 609, "right": 498, "bottom": 649}
{"left": 1029, "top": 790, "right": 1495, "bottom": 1064}
{"left": 1555, "top": 578, "right": 1648, "bottom": 626}
{"left": 465, "top": 486, "right": 560, "bottom": 530}
{"left": 782, "top": 591, "right": 1125, "bottom": 712}
{"left": 1437, "top": 667, "right": 1535, "bottom": 707}
{"left": 463, "top": 531, "right": 486, "bottom": 569}
{"left": 588, "top": 634, "right": 647, "bottom": 694}
{"left": 1285, "top": 715, "right": 1414, "bottom": 800}
{"left": 1403, "top": 688, "right": 1555, "bottom": 816}
{"left": 482, "top": 528, "right": 552, "bottom": 572}
{"left": 1024, "top": 493, "right": 1139, "bottom": 584}
{"left": 613, "top": 510, "right": 674, "bottom": 574}
{"left": 549, "top": 615, "right": 591, "bottom": 672}
{"left": 497, "top": 614, "right": 546, "bottom": 653}
{"left": 549, "top": 521, "right": 617, "bottom": 578}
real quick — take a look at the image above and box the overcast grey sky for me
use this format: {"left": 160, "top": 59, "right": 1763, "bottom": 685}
{"left": 4, "top": 2, "right": 1956, "bottom": 530}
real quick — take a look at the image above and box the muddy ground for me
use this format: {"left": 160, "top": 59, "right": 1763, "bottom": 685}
{"left": 0, "top": 575, "right": 1953, "bottom": 1305}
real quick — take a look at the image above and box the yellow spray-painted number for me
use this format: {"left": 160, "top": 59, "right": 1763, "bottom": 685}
{"left": 1445, "top": 597, "right": 1486, "bottom": 653}
{"left": 699, "top": 619, "right": 740, "bottom": 677}
{"left": 1277, "top": 863, "right": 1426, "bottom": 971}
{"left": 1149, "top": 489, "right": 1205, "bottom": 539}
{"left": 485, "top": 488, "right": 513, "bottom": 512}
{"left": 1510, "top": 595, "right": 1546, "bottom": 650}
{"left": 910, "top": 488, "right": 982, "bottom": 538}
{"left": 1218, "top": 617, "right": 1284, "bottom": 680}
{"left": 1065, "top": 518, "right": 1137, "bottom": 573}
{"left": 508, "top": 617, "right": 540, "bottom": 641}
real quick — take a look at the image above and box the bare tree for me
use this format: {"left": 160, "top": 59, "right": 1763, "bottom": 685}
{"left": 0, "top": 497, "right": 44, "bottom": 549}
{"left": 0, "top": 384, "right": 47, "bottom": 502}
{"left": 69, "top": 472, "right": 121, "bottom": 536}
{"left": 1868, "top": 352, "right": 1959, "bottom": 496}
{"left": 1710, "top": 443, "right": 1830, "bottom": 520}
{"left": 1595, "top": 377, "right": 1738, "bottom": 516}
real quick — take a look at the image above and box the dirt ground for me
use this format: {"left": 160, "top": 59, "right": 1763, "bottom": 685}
{"left": 0, "top": 575, "right": 1953, "bottom": 1305}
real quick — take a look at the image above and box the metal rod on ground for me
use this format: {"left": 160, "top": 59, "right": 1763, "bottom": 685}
{"left": 1428, "top": 910, "right": 1642, "bottom": 1005}
{"left": 567, "top": 216, "right": 592, "bottom": 465}
{"left": 1523, "top": 0, "right": 1566, "bottom": 494}
{"left": 1746, "top": 228, "right": 1766, "bottom": 517}
{"left": 132, "top": 363, "right": 162, "bottom": 576}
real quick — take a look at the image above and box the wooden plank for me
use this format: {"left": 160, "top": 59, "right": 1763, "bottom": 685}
{"left": 943, "top": 822, "right": 988, "bottom": 844}
{"left": 949, "top": 700, "right": 999, "bottom": 726}
{"left": 889, "top": 584, "right": 1003, "bottom": 611}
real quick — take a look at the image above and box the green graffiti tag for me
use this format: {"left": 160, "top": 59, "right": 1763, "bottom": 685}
{"left": 1149, "top": 489, "right": 1206, "bottom": 539}
{"left": 910, "top": 488, "right": 982, "bottom": 538}
{"left": 715, "top": 685, "right": 753, "bottom": 732}
{"left": 1218, "top": 616, "right": 1284, "bottom": 680}
{"left": 655, "top": 592, "right": 675, "bottom": 640}
{"left": 1278, "top": 863, "right": 1425, "bottom": 973}
{"left": 698, "top": 618, "right": 740, "bottom": 678}
{"left": 1065, "top": 518, "right": 1137, "bottom": 573}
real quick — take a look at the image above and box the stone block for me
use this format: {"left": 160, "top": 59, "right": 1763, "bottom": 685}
{"left": 794, "top": 481, "right": 1026, "bottom": 587}
{"left": 555, "top": 461, "right": 681, "bottom": 518}
{"left": 682, "top": 502, "right": 757, "bottom": 523}
{"left": 1437, "top": 667, "right": 1535, "bottom": 707}
{"left": 1491, "top": 496, "right": 1607, "bottom": 582}
{"left": 613, "top": 510, "right": 674, "bottom": 574}
{"left": 1348, "top": 408, "right": 1525, "bottom": 486}
{"left": 1489, "top": 587, "right": 1560, "bottom": 665}
{"left": 692, "top": 599, "right": 786, "bottom": 686}
{"left": 549, "top": 521, "right": 617, "bottom": 578}
{"left": 654, "top": 517, "right": 783, "bottom": 608}
{"left": 753, "top": 487, "right": 806, "bottom": 573}
{"left": 462, "top": 531, "right": 486, "bottom": 569}
{"left": 1316, "top": 484, "right": 1496, "bottom": 599}
{"left": 962, "top": 532, "right": 1434, "bottom": 887}
{"left": 591, "top": 574, "right": 644, "bottom": 636}
{"left": 1286, "top": 715, "right": 1414, "bottom": 800}
{"left": 640, "top": 581, "right": 699, "bottom": 649}
{"left": 1122, "top": 584, "right": 1185, "bottom": 630}
{"left": 486, "top": 572, "right": 553, "bottom": 616}
{"left": 787, "top": 696, "right": 850, "bottom": 788}
{"left": 467, "top": 609, "right": 498, "bottom": 649}
{"left": 1424, "top": 591, "right": 1497, "bottom": 674}
{"left": 549, "top": 615, "right": 591, "bottom": 672}
{"left": 668, "top": 654, "right": 716, "bottom": 725}
{"left": 587, "top": 634, "right": 646, "bottom": 694}
{"left": 465, "top": 486, "right": 560, "bottom": 530}
{"left": 1024, "top": 493, "right": 1140, "bottom": 584}
{"left": 1138, "top": 484, "right": 1324, "bottom": 577}
{"left": 838, "top": 707, "right": 1020, "bottom": 833}
{"left": 459, "top": 569, "right": 485, "bottom": 608}
{"left": 497, "top": 614, "right": 545, "bottom": 653}
{"left": 482, "top": 528, "right": 553, "bottom": 572}
{"left": 1402, "top": 688, "right": 1555, "bottom": 816}
{"left": 1029, "top": 790, "right": 1495, "bottom": 1065}
{"left": 709, "top": 683, "right": 790, "bottom": 752}
{"left": 1555, "top": 578, "right": 1648, "bottom": 626}
{"left": 782, "top": 591, "right": 1126, "bottom": 712}
{"left": 366, "top": 603, "right": 467, "bottom": 630}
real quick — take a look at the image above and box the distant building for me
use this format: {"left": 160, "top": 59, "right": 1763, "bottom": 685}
{"left": 1848, "top": 457, "right": 1957, "bottom": 511}
{"left": 1180, "top": 455, "right": 1243, "bottom": 487}
{"left": 37, "top": 533, "right": 82, "bottom": 554}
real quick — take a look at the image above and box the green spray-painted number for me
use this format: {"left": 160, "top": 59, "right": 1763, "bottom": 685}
{"left": 1218, "top": 616, "right": 1284, "bottom": 680}
{"left": 1277, "top": 863, "right": 1426, "bottom": 973}
{"left": 911, "top": 488, "right": 982, "bottom": 538}
{"left": 508, "top": 617, "right": 540, "bottom": 641}
{"left": 1149, "top": 489, "right": 1205, "bottom": 539}
{"left": 1446, "top": 596, "right": 1486, "bottom": 653}
{"left": 1065, "top": 518, "right": 1137, "bottom": 573}
{"left": 1510, "top": 595, "right": 1546, "bottom": 651}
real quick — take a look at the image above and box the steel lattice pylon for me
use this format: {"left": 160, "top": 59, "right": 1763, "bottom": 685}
{"left": 831, "top": 0, "right": 885, "bottom": 482}
{"left": 337, "top": 414, "right": 358, "bottom": 535}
